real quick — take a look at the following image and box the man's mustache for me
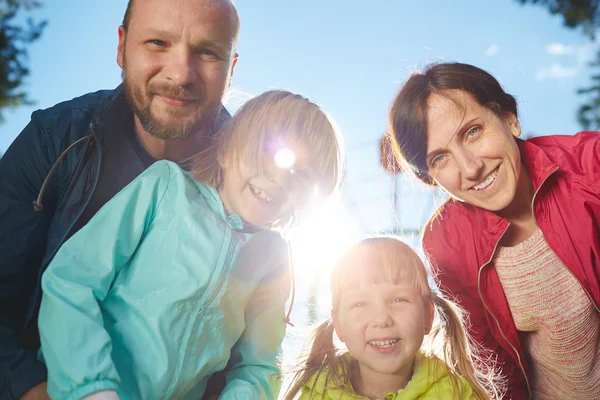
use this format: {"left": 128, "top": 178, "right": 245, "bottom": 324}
{"left": 149, "top": 84, "right": 202, "bottom": 101}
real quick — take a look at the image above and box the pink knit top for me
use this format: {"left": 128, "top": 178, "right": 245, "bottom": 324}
{"left": 494, "top": 229, "right": 600, "bottom": 399}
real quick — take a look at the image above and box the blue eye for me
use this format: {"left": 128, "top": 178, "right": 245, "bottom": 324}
{"left": 392, "top": 297, "right": 407, "bottom": 304}
{"left": 148, "top": 39, "right": 167, "bottom": 47}
{"left": 430, "top": 154, "right": 445, "bottom": 167}
{"left": 466, "top": 126, "right": 480, "bottom": 138}
{"left": 197, "top": 48, "right": 223, "bottom": 60}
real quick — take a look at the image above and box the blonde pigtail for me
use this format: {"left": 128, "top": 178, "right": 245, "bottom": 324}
{"left": 429, "top": 293, "right": 506, "bottom": 399}
{"left": 284, "top": 319, "right": 348, "bottom": 400}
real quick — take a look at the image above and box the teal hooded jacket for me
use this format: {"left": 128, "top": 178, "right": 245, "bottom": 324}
{"left": 38, "top": 160, "right": 291, "bottom": 400}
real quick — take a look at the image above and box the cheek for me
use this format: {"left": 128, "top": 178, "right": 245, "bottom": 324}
{"left": 401, "top": 310, "right": 429, "bottom": 338}
{"left": 434, "top": 171, "right": 462, "bottom": 195}
{"left": 223, "top": 169, "right": 243, "bottom": 191}
{"left": 232, "top": 173, "right": 246, "bottom": 189}
{"left": 508, "top": 140, "right": 522, "bottom": 164}
{"left": 337, "top": 313, "right": 364, "bottom": 338}
{"left": 481, "top": 134, "right": 517, "bottom": 159}
{"left": 200, "top": 63, "right": 231, "bottom": 90}
{"left": 142, "top": 55, "right": 164, "bottom": 75}
{"left": 125, "top": 48, "right": 156, "bottom": 74}
{"left": 340, "top": 325, "right": 363, "bottom": 345}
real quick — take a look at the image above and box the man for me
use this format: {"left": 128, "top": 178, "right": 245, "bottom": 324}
{"left": 0, "top": 0, "right": 239, "bottom": 398}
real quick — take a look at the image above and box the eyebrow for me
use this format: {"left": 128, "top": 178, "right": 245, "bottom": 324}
{"left": 425, "top": 117, "right": 479, "bottom": 163}
{"left": 144, "top": 28, "right": 230, "bottom": 54}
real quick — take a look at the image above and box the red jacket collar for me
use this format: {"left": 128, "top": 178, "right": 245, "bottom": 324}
{"left": 517, "top": 137, "right": 559, "bottom": 194}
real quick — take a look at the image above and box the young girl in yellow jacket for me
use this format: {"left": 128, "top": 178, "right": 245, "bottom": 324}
{"left": 285, "top": 237, "right": 504, "bottom": 400}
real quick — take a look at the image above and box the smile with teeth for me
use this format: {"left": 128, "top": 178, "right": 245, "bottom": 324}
{"left": 472, "top": 167, "right": 499, "bottom": 191}
{"left": 250, "top": 185, "right": 275, "bottom": 203}
{"left": 368, "top": 339, "right": 399, "bottom": 348}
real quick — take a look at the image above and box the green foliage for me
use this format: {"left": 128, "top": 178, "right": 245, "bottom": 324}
{"left": 576, "top": 48, "right": 600, "bottom": 129}
{"left": 517, "top": 0, "right": 600, "bottom": 129}
{"left": 516, "top": 0, "right": 600, "bottom": 39}
{"left": 0, "top": 0, "right": 46, "bottom": 123}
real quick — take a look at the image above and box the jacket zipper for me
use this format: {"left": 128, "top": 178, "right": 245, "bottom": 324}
{"left": 24, "top": 123, "right": 102, "bottom": 329}
{"left": 532, "top": 166, "right": 600, "bottom": 314}
{"left": 169, "top": 229, "right": 237, "bottom": 399}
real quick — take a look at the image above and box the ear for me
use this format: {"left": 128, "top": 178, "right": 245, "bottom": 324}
{"left": 332, "top": 312, "right": 345, "bottom": 343}
{"left": 424, "top": 302, "right": 435, "bottom": 335}
{"left": 218, "top": 145, "right": 233, "bottom": 170}
{"left": 504, "top": 112, "right": 521, "bottom": 138}
{"left": 227, "top": 53, "right": 239, "bottom": 89}
{"left": 117, "top": 26, "right": 126, "bottom": 69}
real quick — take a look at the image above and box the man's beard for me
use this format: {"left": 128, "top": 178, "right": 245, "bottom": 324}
{"left": 122, "top": 70, "right": 216, "bottom": 142}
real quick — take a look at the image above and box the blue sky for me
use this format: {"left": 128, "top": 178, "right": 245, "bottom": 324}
{"left": 1, "top": 0, "right": 596, "bottom": 236}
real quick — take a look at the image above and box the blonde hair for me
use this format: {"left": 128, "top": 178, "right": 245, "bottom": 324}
{"left": 190, "top": 90, "right": 344, "bottom": 218}
{"left": 285, "top": 237, "right": 504, "bottom": 400}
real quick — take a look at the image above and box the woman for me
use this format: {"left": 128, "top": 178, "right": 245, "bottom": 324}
{"left": 388, "top": 62, "right": 600, "bottom": 399}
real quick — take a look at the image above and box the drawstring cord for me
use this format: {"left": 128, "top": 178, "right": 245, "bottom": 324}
{"left": 33, "top": 135, "right": 92, "bottom": 212}
{"left": 282, "top": 240, "right": 296, "bottom": 327}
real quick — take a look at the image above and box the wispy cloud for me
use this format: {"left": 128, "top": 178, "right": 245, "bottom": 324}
{"left": 546, "top": 43, "right": 575, "bottom": 56}
{"left": 546, "top": 42, "right": 594, "bottom": 63}
{"left": 535, "top": 63, "right": 579, "bottom": 81}
{"left": 223, "top": 86, "right": 255, "bottom": 113}
{"left": 535, "top": 41, "right": 597, "bottom": 81}
{"left": 485, "top": 44, "right": 499, "bottom": 57}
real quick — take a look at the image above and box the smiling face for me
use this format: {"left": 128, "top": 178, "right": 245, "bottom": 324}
{"left": 332, "top": 243, "right": 434, "bottom": 383}
{"left": 218, "top": 141, "right": 316, "bottom": 227}
{"left": 425, "top": 90, "right": 528, "bottom": 212}
{"left": 117, "top": 0, "right": 238, "bottom": 141}
{"left": 205, "top": 90, "right": 343, "bottom": 229}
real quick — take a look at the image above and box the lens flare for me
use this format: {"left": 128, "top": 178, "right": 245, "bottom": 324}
{"left": 274, "top": 148, "right": 296, "bottom": 169}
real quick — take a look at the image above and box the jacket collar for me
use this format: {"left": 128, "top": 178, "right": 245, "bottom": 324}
{"left": 473, "top": 137, "right": 560, "bottom": 229}
{"left": 517, "top": 137, "right": 559, "bottom": 193}
{"left": 192, "top": 178, "right": 271, "bottom": 234}
{"left": 476, "top": 136, "right": 560, "bottom": 228}
{"left": 90, "top": 84, "right": 131, "bottom": 150}
{"left": 305, "top": 353, "right": 361, "bottom": 400}
{"left": 305, "top": 353, "right": 447, "bottom": 400}
{"left": 194, "top": 181, "right": 243, "bottom": 228}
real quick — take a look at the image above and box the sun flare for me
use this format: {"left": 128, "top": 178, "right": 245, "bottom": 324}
{"left": 288, "top": 194, "right": 361, "bottom": 286}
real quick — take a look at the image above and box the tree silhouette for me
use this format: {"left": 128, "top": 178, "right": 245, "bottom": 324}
{"left": 0, "top": 0, "right": 46, "bottom": 123}
{"left": 516, "top": 0, "right": 600, "bottom": 129}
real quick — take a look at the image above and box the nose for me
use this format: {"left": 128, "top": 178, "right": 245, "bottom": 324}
{"left": 455, "top": 148, "right": 484, "bottom": 181}
{"left": 164, "top": 47, "right": 198, "bottom": 87}
{"left": 371, "top": 304, "right": 393, "bottom": 328}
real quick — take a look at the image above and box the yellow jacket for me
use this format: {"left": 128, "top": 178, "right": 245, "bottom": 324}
{"left": 299, "top": 353, "right": 474, "bottom": 400}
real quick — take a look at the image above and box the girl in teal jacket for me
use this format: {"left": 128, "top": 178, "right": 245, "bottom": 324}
{"left": 285, "top": 237, "right": 504, "bottom": 400}
{"left": 38, "top": 90, "right": 344, "bottom": 400}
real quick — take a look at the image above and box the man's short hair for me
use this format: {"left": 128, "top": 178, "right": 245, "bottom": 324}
{"left": 122, "top": 0, "right": 134, "bottom": 31}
